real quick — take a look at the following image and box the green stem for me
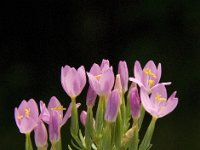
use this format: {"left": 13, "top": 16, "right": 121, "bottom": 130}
{"left": 85, "top": 106, "right": 94, "bottom": 150}
{"left": 121, "top": 94, "right": 126, "bottom": 131}
{"left": 102, "top": 122, "right": 112, "bottom": 150}
{"left": 25, "top": 133, "right": 33, "bottom": 150}
{"left": 70, "top": 97, "right": 79, "bottom": 136}
{"left": 129, "top": 118, "right": 139, "bottom": 150}
{"left": 37, "top": 146, "right": 47, "bottom": 150}
{"left": 95, "top": 96, "right": 104, "bottom": 136}
{"left": 138, "top": 105, "right": 145, "bottom": 130}
{"left": 50, "top": 139, "right": 62, "bottom": 150}
{"left": 114, "top": 110, "right": 122, "bottom": 149}
{"left": 139, "top": 117, "right": 157, "bottom": 150}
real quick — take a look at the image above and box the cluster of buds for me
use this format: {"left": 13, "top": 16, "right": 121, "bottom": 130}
{"left": 14, "top": 59, "right": 178, "bottom": 150}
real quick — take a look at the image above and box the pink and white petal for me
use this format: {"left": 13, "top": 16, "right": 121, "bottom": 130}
{"left": 151, "top": 84, "right": 167, "bottom": 100}
{"left": 155, "top": 63, "right": 162, "bottom": 84}
{"left": 140, "top": 88, "right": 153, "bottom": 111}
{"left": 101, "top": 59, "right": 110, "bottom": 71}
{"left": 62, "top": 65, "right": 71, "bottom": 77}
{"left": 48, "top": 96, "right": 63, "bottom": 118}
{"left": 39, "top": 101, "right": 50, "bottom": 123}
{"left": 134, "top": 60, "right": 143, "bottom": 81}
{"left": 87, "top": 72, "right": 101, "bottom": 95}
{"left": 144, "top": 60, "right": 157, "bottom": 75}
{"left": 14, "top": 108, "right": 21, "bottom": 128}
{"left": 28, "top": 99, "right": 39, "bottom": 121}
{"left": 19, "top": 117, "right": 38, "bottom": 134}
{"left": 100, "top": 68, "right": 114, "bottom": 96}
{"left": 78, "top": 66, "right": 86, "bottom": 89}
{"left": 129, "top": 77, "right": 144, "bottom": 88}
{"left": 158, "top": 97, "right": 178, "bottom": 118}
{"left": 64, "top": 68, "right": 78, "bottom": 97}
{"left": 90, "top": 63, "right": 101, "bottom": 75}
{"left": 161, "top": 82, "right": 172, "bottom": 86}
{"left": 18, "top": 100, "right": 27, "bottom": 115}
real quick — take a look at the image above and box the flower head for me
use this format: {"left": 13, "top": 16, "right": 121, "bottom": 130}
{"left": 87, "top": 59, "right": 114, "bottom": 96}
{"left": 140, "top": 84, "right": 178, "bottom": 118}
{"left": 130, "top": 60, "right": 171, "bottom": 93}
{"left": 40, "top": 96, "right": 80, "bottom": 142}
{"left": 14, "top": 99, "right": 39, "bottom": 134}
{"left": 61, "top": 65, "right": 86, "bottom": 98}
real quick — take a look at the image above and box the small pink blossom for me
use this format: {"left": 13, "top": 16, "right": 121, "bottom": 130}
{"left": 130, "top": 60, "right": 171, "bottom": 93}
{"left": 140, "top": 84, "right": 178, "bottom": 118}
{"left": 14, "top": 99, "right": 39, "bottom": 134}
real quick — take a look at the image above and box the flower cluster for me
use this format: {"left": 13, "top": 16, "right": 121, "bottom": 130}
{"left": 14, "top": 59, "right": 178, "bottom": 150}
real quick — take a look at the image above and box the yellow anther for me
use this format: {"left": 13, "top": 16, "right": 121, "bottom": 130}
{"left": 143, "top": 68, "right": 157, "bottom": 78}
{"left": 155, "top": 94, "right": 166, "bottom": 101}
{"left": 148, "top": 79, "right": 155, "bottom": 86}
{"left": 95, "top": 74, "right": 102, "bottom": 79}
{"left": 25, "top": 108, "right": 31, "bottom": 117}
{"left": 17, "top": 115, "right": 23, "bottom": 120}
{"left": 51, "top": 105, "right": 66, "bottom": 111}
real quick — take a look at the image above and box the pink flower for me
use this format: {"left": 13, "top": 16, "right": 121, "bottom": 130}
{"left": 130, "top": 60, "right": 171, "bottom": 93}
{"left": 61, "top": 65, "right": 86, "bottom": 98}
{"left": 14, "top": 99, "right": 39, "bottom": 134}
{"left": 86, "top": 59, "right": 113, "bottom": 101}
{"left": 87, "top": 60, "right": 114, "bottom": 97}
{"left": 140, "top": 84, "right": 178, "bottom": 118}
{"left": 40, "top": 96, "right": 80, "bottom": 142}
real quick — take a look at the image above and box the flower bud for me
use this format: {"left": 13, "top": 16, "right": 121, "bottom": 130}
{"left": 105, "top": 90, "right": 120, "bottom": 122}
{"left": 80, "top": 111, "right": 87, "bottom": 126}
{"left": 118, "top": 60, "right": 129, "bottom": 92}
{"left": 129, "top": 86, "right": 140, "bottom": 118}
{"left": 86, "top": 86, "right": 97, "bottom": 107}
{"left": 114, "top": 74, "right": 123, "bottom": 105}
{"left": 34, "top": 121, "right": 48, "bottom": 148}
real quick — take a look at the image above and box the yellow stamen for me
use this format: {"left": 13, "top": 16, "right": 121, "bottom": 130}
{"left": 25, "top": 108, "right": 30, "bottom": 117}
{"left": 17, "top": 115, "right": 23, "bottom": 120}
{"left": 143, "top": 68, "right": 156, "bottom": 78}
{"left": 148, "top": 79, "right": 155, "bottom": 86}
{"left": 155, "top": 94, "right": 166, "bottom": 101}
{"left": 51, "top": 105, "right": 66, "bottom": 111}
{"left": 95, "top": 74, "right": 102, "bottom": 79}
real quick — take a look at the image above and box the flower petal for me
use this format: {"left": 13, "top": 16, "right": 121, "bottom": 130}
{"left": 134, "top": 60, "right": 143, "bottom": 81}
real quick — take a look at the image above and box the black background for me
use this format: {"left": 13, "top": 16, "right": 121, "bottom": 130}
{"left": 1, "top": 0, "right": 200, "bottom": 149}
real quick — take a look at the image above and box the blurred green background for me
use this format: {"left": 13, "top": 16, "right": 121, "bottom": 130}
{"left": 1, "top": 0, "right": 200, "bottom": 149}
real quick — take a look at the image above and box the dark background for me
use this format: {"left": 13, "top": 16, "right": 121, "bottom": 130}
{"left": 1, "top": 0, "right": 200, "bottom": 149}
